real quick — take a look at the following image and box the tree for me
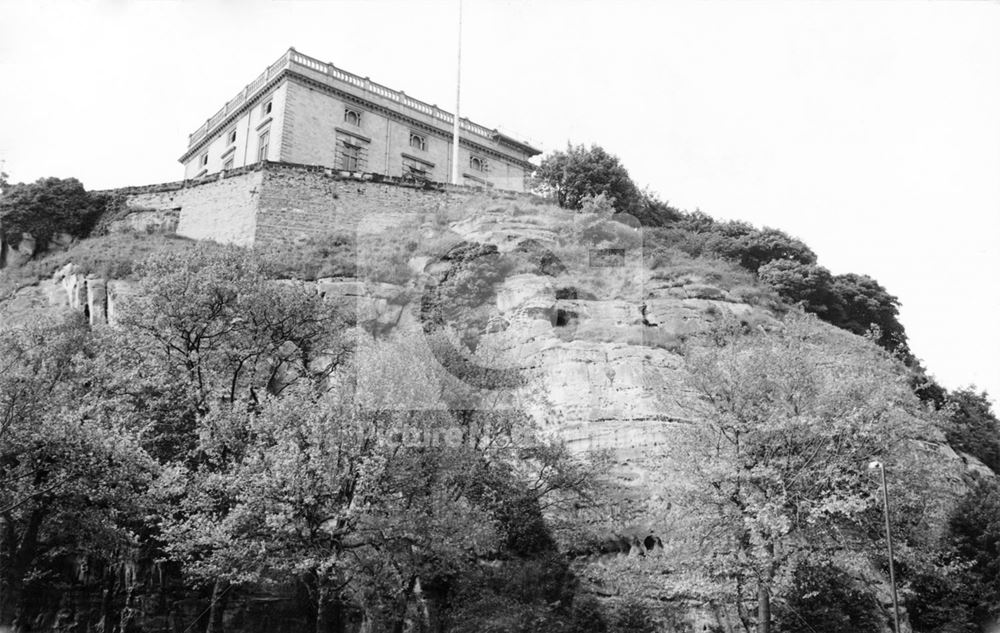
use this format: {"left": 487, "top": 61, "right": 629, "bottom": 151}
{"left": 706, "top": 224, "right": 817, "bottom": 273}
{"left": 105, "top": 243, "right": 355, "bottom": 628}
{"left": 0, "top": 318, "right": 155, "bottom": 628}
{"left": 669, "top": 314, "right": 935, "bottom": 633}
{"left": 535, "top": 144, "right": 642, "bottom": 213}
{"left": 948, "top": 477, "right": 1000, "bottom": 627}
{"left": 774, "top": 564, "right": 883, "bottom": 633}
{"left": 829, "top": 273, "right": 907, "bottom": 354}
{"left": 942, "top": 388, "right": 1000, "bottom": 473}
{"left": 118, "top": 243, "right": 350, "bottom": 413}
{"left": 758, "top": 261, "right": 908, "bottom": 355}
{"left": 757, "top": 260, "right": 843, "bottom": 321}
{"left": 161, "top": 377, "right": 597, "bottom": 632}
{"left": 0, "top": 177, "right": 106, "bottom": 249}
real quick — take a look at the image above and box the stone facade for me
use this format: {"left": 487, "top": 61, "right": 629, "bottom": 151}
{"left": 106, "top": 161, "right": 539, "bottom": 247}
{"left": 179, "top": 48, "right": 540, "bottom": 191}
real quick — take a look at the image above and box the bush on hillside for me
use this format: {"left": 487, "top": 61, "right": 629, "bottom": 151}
{"left": 258, "top": 230, "right": 356, "bottom": 280}
{"left": 0, "top": 232, "right": 197, "bottom": 298}
{"left": 830, "top": 272, "right": 908, "bottom": 352}
{"left": 944, "top": 388, "right": 1000, "bottom": 472}
{"left": 629, "top": 188, "right": 684, "bottom": 227}
{"left": 535, "top": 144, "right": 642, "bottom": 214}
{"left": 0, "top": 177, "right": 107, "bottom": 248}
{"left": 939, "top": 478, "right": 1000, "bottom": 628}
{"left": 758, "top": 259, "right": 908, "bottom": 354}
{"left": 774, "top": 565, "right": 883, "bottom": 633}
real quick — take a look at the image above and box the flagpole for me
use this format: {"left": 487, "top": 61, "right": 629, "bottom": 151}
{"left": 451, "top": 0, "right": 463, "bottom": 185}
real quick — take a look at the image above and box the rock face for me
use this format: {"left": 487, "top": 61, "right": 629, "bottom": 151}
{"left": 0, "top": 264, "right": 137, "bottom": 329}
{"left": 0, "top": 233, "right": 37, "bottom": 268}
{"left": 0, "top": 202, "right": 986, "bottom": 632}
{"left": 349, "top": 209, "right": 778, "bottom": 456}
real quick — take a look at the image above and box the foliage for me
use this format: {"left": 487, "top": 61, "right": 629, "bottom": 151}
{"left": 697, "top": 221, "right": 816, "bottom": 273}
{"left": 160, "top": 384, "right": 597, "bottom": 630}
{"left": 0, "top": 318, "right": 156, "bottom": 626}
{"left": 758, "top": 260, "right": 908, "bottom": 354}
{"left": 118, "top": 243, "right": 350, "bottom": 410}
{"left": 757, "top": 260, "right": 840, "bottom": 317}
{"left": 773, "top": 564, "right": 883, "bottom": 633}
{"left": 257, "top": 230, "right": 357, "bottom": 280}
{"left": 0, "top": 232, "right": 197, "bottom": 299}
{"left": 943, "top": 388, "right": 1000, "bottom": 472}
{"left": 536, "top": 144, "right": 642, "bottom": 213}
{"left": 1, "top": 167, "right": 983, "bottom": 630}
{"left": 948, "top": 477, "right": 1000, "bottom": 626}
{"left": 630, "top": 188, "right": 684, "bottom": 227}
{"left": 829, "top": 272, "right": 908, "bottom": 353}
{"left": 611, "top": 597, "right": 658, "bottom": 633}
{"left": 669, "top": 313, "right": 934, "bottom": 633}
{"left": 0, "top": 177, "right": 107, "bottom": 248}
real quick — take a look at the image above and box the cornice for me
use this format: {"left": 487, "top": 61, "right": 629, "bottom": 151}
{"left": 401, "top": 152, "right": 435, "bottom": 168}
{"left": 178, "top": 74, "right": 287, "bottom": 163}
{"left": 334, "top": 126, "right": 373, "bottom": 144}
{"left": 285, "top": 72, "right": 536, "bottom": 170}
{"left": 180, "top": 69, "right": 538, "bottom": 172}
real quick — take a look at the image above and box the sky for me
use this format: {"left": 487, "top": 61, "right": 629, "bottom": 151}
{"left": 1, "top": 0, "right": 998, "bottom": 406}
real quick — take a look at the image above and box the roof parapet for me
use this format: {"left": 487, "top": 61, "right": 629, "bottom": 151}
{"left": 184, "top": 48, "right": 541, "bottom": 158}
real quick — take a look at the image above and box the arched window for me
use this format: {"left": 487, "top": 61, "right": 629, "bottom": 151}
{"left": 344, "top": 108, "right": 361, "bottom": 126}
{"left": 409, "top": 132, "right": 426, "bottom": 151}
{"left": 469, "top": 156, "right": 486, "bottom": 172}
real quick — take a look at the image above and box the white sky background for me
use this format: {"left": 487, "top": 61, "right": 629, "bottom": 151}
{"left": 1, "top": 0, "right": 998, "bottom": 406}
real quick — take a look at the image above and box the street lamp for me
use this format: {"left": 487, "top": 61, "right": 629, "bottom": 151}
{"left": 869, "top": 460, "right": 901, "bottom": 633}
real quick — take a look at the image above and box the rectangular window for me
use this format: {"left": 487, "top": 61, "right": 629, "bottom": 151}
{"left": 342, "top": 143, "right": 361, "bottom": 171}
{"left": 223, "top": 157, "right": 234, "bottom": 170}
{"left": 258, "top": 130, "right": 270, "bottom": 162}
{"left": 336, "top": 131, "right": 368, "bottom": 171}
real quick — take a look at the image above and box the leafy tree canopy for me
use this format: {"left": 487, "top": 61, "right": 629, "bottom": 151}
{"left": 944, "top": 388, "right": 1000, "bottom": 472}
{"left": 670, "top": 314, "right": 935, "bottom": 633}
{"left": 0, "top": 319, "right": 156, "bottom": 626}
{"left": 758, "top": 260, "right": 908, "bottom": 355}
{"left": 535, "top": 144, "right": 642, "bottom": 214}
{"left": 0, "top": 177, "right": 106, "bottom": 248}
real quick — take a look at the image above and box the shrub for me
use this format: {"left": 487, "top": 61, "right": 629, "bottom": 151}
{"left": 258, "top": 230, "right": 356, "bottom": 280}
{"left": 612, "top": 598, "right": 657, "bottom": 633}
{"left": 536, "top": 144, "right": 642, "bottom": 213}
{"left": 774, "top": 564, "right": 882, "bottom": 633}
{"left": 758, "top": 260, "right": 908, "bottom": 354}
{"left": 928, "top": 477, "right": 1000, "bottom": 631}
{"left": 0, "top": 233, "right": 198, "bottom": 298}
{"left": 0, "top": 177, "right": 107, "bottom": 248}
{"left": 944, "top": 388, "right": 1000, "bottom": 472}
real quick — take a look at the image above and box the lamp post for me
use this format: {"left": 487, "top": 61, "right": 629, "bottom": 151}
{"left": 869, "top": 460, "right": 901, "bottom": 633}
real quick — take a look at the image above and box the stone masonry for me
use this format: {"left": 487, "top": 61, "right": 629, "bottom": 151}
{"left": 105, "top": 161, "right": 539, "bottom": 247}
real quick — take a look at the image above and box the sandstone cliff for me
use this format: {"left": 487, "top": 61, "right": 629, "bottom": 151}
{"left": 0, "top": 194, "right": 990, "bottom": 633}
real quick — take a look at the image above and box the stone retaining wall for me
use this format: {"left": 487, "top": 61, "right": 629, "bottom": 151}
{"left": 103, "top": 161, "right": 541, "bottom": 247}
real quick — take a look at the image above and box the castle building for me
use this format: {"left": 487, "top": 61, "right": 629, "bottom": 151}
{"left": 179, "top": 48, "right": 541, "bottom": 191}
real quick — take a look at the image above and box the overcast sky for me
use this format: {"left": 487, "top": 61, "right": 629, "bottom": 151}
{"left": 1, "top": 0, "right": 998, "bottom": 406}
